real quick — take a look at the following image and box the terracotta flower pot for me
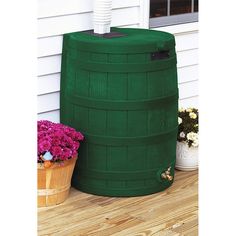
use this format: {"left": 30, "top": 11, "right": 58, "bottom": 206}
{"left": 37, "top": 157, "right": 77, "bottom": 207}
{"left": 176, "top": 142, "right": 198, "bottom": 171}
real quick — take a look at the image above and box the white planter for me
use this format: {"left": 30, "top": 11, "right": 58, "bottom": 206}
{"left": 176, "top": 141, "right": 198, "bottom": 171}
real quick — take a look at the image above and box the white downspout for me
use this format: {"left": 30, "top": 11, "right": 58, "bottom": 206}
{"left": 93, "top": 0, "right": 112, "bottom": 34}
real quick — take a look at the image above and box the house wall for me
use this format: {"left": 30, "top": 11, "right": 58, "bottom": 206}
{"left": 37, "top": 0, "right": 198, "bottom": 122}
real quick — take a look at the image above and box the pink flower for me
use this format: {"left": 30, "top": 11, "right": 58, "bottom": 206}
{"left": 39, "top": 140, "right": 51, "bottom": 152}
{"left": 72, "top": 141, "right": 80, "bottom": 150}
{"left": 51, "top": 138, "right": 61, "bottom": 146}
{"left": 61, "top": 148, "right": 72, "bottom": 159}
{"left": 66, "top": 137, "right": 74, "bottom": 147}
{"left": 72, "top": 150, "right": 78, "bottom": 157}
{"left": 37, "top": 120, "right": 84, "bottom": 162}
{"left": 39, "top": 135, "right": 52, "bottom": 143}
{"left": 75, "top": 132, "right": 84, "bottom": 141}
{"left": 53, "top": 131, "right": 63, "bottom": 139}
{"left": 50, "top": 146, "right": 62, "bottom": 157}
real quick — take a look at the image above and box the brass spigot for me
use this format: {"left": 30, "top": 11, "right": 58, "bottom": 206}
{"left": 161, "top": 167, "right": 173, "bottom": 181}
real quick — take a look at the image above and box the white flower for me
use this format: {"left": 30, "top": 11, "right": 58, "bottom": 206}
{"left": 192, "top": 139, "right": 199, "bottom": 147}
{"left": 179, "top": 107, "right": 185, "bottom": 112}
{"left": 189, "top": 112, "right": 197, "bottom": 119}
{"left": 180, "top": 132, "right": 185, "bottom": 138}
{"left": 187, "top": 132, "right": 198, "bottom": 141}
{"left": 186, "top": 108, "right": 192, "bottom": 112}
{"left": 178, "top": 117, "right": 183, "bottom": 124}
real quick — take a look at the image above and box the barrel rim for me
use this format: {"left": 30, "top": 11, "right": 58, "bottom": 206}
{"left": 63, "top": 27, "right": 176, "bottom": 54}
{"left": 80, "top": 126, "right": 178, "bottom": 146}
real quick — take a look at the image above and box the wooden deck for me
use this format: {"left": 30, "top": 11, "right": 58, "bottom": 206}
{"left": 38, "top": 170, "right": 198, "bottom": 236}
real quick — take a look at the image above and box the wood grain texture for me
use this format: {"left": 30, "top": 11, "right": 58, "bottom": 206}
{"left": 38, "top": 170, "right": 198, "bottom": 235}
{"left": 37, "top": 158, "right": 77, "bottom": 207}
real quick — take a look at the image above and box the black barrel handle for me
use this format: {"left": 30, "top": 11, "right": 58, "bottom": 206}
{"left": 151, "top": 50, "right": 170, "bottom": 60}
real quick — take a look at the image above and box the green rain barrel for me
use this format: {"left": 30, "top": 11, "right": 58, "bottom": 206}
{"left": 60, "top": 27, "right": 178, "bottom": 197}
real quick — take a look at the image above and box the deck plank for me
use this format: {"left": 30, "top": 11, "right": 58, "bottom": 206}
{"left": 38, "top": 170, "right": 198, "bottom": 235}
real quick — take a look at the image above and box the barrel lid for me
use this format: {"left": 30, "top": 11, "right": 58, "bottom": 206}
{"left": 64, "top": 27, "right": 175, "bottom": 54}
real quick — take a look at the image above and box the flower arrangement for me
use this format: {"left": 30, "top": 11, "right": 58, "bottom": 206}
{"left": 177, "top": 107, "right": 199, "bottom": 148}
{"left": 38, "top": 120, "right": 84, "bottom": 167}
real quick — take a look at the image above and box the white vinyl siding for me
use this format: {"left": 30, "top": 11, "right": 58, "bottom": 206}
{"left": 38, "top": 0, "right": 140, "bottom": 19}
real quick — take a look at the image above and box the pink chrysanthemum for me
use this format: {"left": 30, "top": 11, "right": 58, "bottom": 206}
{"left": 37, "top": 120, "right": 84, "bottom": 163}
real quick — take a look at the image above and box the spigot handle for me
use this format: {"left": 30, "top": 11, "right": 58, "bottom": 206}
{"left": 161, "top": 166, "right": 173, "bottom": 182}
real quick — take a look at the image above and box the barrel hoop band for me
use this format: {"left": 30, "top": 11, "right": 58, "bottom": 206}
{"left": 65, "top": 91, "right": 178, "bottom": 111}
{"left": 77, "top": 161, "right": 175, "bottom": 180}
{"left": 67, "top": 43, "right": 173, "bottom": 54}
{"left": 82, "top": 127, "right": 178, "bottom": 146}
{"left": 37, "top": 184, "right": 70, "bottom": 196}
{"left": 66, "top": 40, "right": 175, "bottom": 54}
{"left": 68, "top": 55, "right": 177, "bottom": 72}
